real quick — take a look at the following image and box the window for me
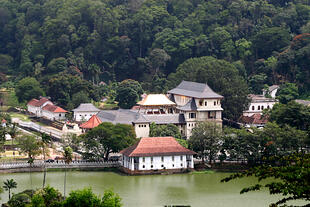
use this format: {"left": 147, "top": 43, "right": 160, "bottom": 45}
{"left": 181, "top": 163, "right": 183, "bottom": 167}
{"left": 59, "top": 114, "right": 61, "bottom": 117}
{"left": 161, "top": 156, "right": 164, "bottom": 162}
{"left": 199, "top": 100, "right": 203, "bottom": 106}
{"left": 142, "top": 157, "right": 145, "bottom": 162}
{"left": 261, "top": 106, "right": 264, "bottom": 110}
{"left": 205, "top": 101, "right": 207, "bottom": 106}
{"left": 172, "top": 164, "right": 174, "bottom": 167}
{"left": 217, "top": 100, "right": 219, "bottom": 105}
{"left": 151, "top": 165, "right": 153, "bottom": 168}
{"left": 151, "top": 157, "right": 153, "bottom": 163}
{"left": 172, "top": 156, "right": 174, "bottom": 162}
{"left": 144, "top": 125, "right": 146, "bottom": 127}
{"left": 189, "top": 113, "right": 196, "bottom": 119}
{"left": 252, "top": 106, "right": 254, "bottom": 110}
{"left": 214, "top": 101, "right": 216, "bottom": 106}
{"left": 188, "top": 123, "right": 191, "bottom": 127}
{"left": 267, "top": 105, "right": 270, "bottom": 109}
{"left": 161, "top": 164, "right": 164, "bottom": 168}
{"left": 180, "top": 156, "right": 183, "bottom": 161}
{"left": 143, "top": 165, "right": 145, "bottom": 168}
{"left": 258, "top": 106, "right": 261, "bottom": 110}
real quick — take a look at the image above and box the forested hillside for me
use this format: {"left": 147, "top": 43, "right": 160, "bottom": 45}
{"left": 0, "top": 0, "right": 309, "bottom": 119}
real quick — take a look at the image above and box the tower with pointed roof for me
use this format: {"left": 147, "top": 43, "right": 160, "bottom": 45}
{"left": 168, "top": 81, "right": 223, "bottom": 137}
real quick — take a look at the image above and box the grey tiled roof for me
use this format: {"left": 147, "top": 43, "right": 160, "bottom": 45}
{"left": 72, "top": 103, "right": 100, "bottom": 112}
{"left": 143, "top": 114, "right": 186, "bottom": 124}
{"left": 177, "top": 98, "right": 197, "bottom": 111}
{"left": 97, "top": 109, "right": 186, "bottom": 125}
{"left": 168, "top": 81, "right": 223, "bottom": 99}
{"left": 97, "top": 109, "right": 150, "bottom": 124}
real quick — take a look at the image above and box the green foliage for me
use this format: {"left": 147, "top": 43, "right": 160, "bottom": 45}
{"left": 81, "top": 122, "right": 136, "bottom": 160}
{"left": 71, "top": 91, "right": 90, "bottom": 109}
{"left": 17, "top": 135, "right": 40, "bottom": 159}
{"left": 188, "top": 122, "right": 223, "bottom": 164}
{"left": 221, "top": 153, "right": 310, "bottom": 206}
{"left": 149, "top": 123, "right": 182, "bottom": 139}
{"left": 269, "top": 101, "right": 310, "bottom": 131}
{"left": 3, "top": 179, "right": 17, "bottom": 200}
{"left": 47, "top": 74, "right": 99, "bottom": 107}
{"left": 15, "top": 77, "right": 44, "bottom": 103}
{"left": 276, "top": 83, "right": 299, "bottom": 104}
{"left": 30, "top": 186, "right": 62, "bottom": 207}
{"left": 7, "top": 187, "right": 122, "bottom": 207}
{"left": 115, "top": 79, "right": 143, "bottom": 109}
{"left": 168, "top": 56, "right": 249, "bottom": 120}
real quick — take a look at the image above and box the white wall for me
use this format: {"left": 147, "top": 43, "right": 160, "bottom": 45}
{"left": 27, "top": 105, "right": 39, "bottom": 115}
{"left": 122, "top": 155, "right": 194, "bottom": 171}
{"left": 173, "top": 95, "right": 191, "bottom": 106}
{"left": 42, "top": 110, "right": 66, "bottom": 121}
{"left": 74, "top": 111, "right": 98, "bottom": 121}
{"left": 243, "top": 101, "right": 276, "bottom": 116}
{"left": 134, "top": 123, "right": 150, "bottom": 138}
{"left": 195, "top": 98, "right": 222, "bottom": 111}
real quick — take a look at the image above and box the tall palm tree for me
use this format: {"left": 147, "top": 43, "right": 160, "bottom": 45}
{"left": 40, "top": 133, "right": 52, "bottom": 188}
{"left": 3, "top": 179, "right": 17, "bottom": 200}
{"left": 63, "top": 146, "right": 72, "bottom": 199}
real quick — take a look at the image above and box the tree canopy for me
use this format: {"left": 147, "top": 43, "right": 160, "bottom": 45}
{"left": 81, "top": 122, "right": 136, "bottom": 160}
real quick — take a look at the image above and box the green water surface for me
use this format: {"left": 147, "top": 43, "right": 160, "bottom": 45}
{"left": 0, "top": 171, "right": 305, "bottom": 206}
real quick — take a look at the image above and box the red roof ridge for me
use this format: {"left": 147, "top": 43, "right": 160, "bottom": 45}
{"left": 80, "top": 114, "right": 102, "bottom": 129}
{"left": 42, "top": 104, "right": 67, "bottom": 113}
{"left": 121, "top": 137, "right": 196, "bottom": 157}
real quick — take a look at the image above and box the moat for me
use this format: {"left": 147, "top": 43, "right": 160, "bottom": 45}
{"left": 0, "top": 171, "right": 304, "bottom": 206}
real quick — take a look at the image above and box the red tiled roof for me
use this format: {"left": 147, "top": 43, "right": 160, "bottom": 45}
{"left": 239, "top": 114, "right": 268, "bottom": 125}
{"left": 42, "top": 104, "right": 67, "bottom": 113}
{"left": 28, "top": 98, "right": 51, "bottom": 107}
{"left": 27, "top": 99, "right": 39, "bottom": 106}
{"left": 120, "top": 137, "right": 196, "bottom": 157}
{"left": 80, "top": 115, "right": 102, "bottom": 129}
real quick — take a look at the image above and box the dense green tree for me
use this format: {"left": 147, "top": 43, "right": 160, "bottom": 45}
{"left": 115, "top": 79, "right": 143, "bottom": 109}
{"left": 46, "top": 57, "right": 68, "bottom": 74}
{"left": 81, "top": 122, "right": 136, "bottom": 160}
{"left": 149, "top": 123, "right": 181, "bottom": 139}
{"left": 268, "top": 101, "right": 310, "bottom": 131}
{"left": 48, "top": 74, "right": 99, "bottom": 107}
{"left": 30, "top": 186, "right": 63, "bottom": 207}
{"left": 15, "top": 77, "right": 44, "bottom": 103}
{"left": 276, "top": 83, "right": 299, "bottom": 104}
{"left": 17, "top": 135, "right": 40, "bottom": 160}
{"left": 167, "top": 56, "right": 249, "bottom": 120}
{"left": 3, "top": 179, "right": 17, "bottom": 200}
{"left": 71, "top": 91, "right": 90, "bottom": 109}
{"left": 7, "top": 189, "right": 34, "bottom": 207}
{"left": 221, "top": 153, "right": 310, "bottom": 206}
{"left": 189, "top": 122, "right": 223, "bottom": 164}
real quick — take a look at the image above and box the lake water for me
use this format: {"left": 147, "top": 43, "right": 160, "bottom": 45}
{"left": 0, "top": 171, "right": 305, "bottom": 206}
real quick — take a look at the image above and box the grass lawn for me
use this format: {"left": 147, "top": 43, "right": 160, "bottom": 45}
{"left": 10, "top": 113, "right": 30, "bottom": 122}
{"left": 99, "top": 102, "right": 119, "bottom": 110}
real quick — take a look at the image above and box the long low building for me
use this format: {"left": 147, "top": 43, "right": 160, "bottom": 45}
{"left": 120, "top": 137, "right": 196, "bottom": 175}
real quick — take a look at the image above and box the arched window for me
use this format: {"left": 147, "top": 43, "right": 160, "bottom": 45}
{"left": 258, "top": 106, "right": 260, "bottom": 110}
{"left": 252, "top": 106, "right": 254, "bottom": 110}
{"left": 261, "top": 106, "right": 264, "bottom": 110}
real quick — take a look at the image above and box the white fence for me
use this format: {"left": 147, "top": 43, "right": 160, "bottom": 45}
{"left": 17, "top": 121, "right": 63, "bottom": 139}
{"left": 0, "top": 160, "right": 120, "bottom": 169}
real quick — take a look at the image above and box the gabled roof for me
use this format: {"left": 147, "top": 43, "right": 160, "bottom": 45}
{"left": 120, "top": 137, "right": 196, "bottom": 157}
{"left": 28, "top": 98, "right": 51, "bottom": 107}
{"left": 27, "top": 99, "right": 39, "bottom": 106}
{"left": 80, "top": 115, "right": 102, "bottom": 129}
{"left": 97, "top": 109, "right": 150, "bottom": 124}
{"left": 249, "top": 94, "right": 276, "bottom": 103}
{"left": 239, "top": 114, "right": 268, "bottom": 125}
{"left": 177, "top": 98, "right": 197, "bottom": 111}
{"left": 137, "top": 94, "right": 176, "bottom": 106}
{"left": 143, "top": 114, "right": 185, "bottom": 124}
{"left": 72, "top": 103, "right": 100, "bottom": 112}
{"left": 168, "top": 81, "right": 223, "bottom": 99}
{"left": 42, "top": 104, "right": 67, "bottom": 113}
